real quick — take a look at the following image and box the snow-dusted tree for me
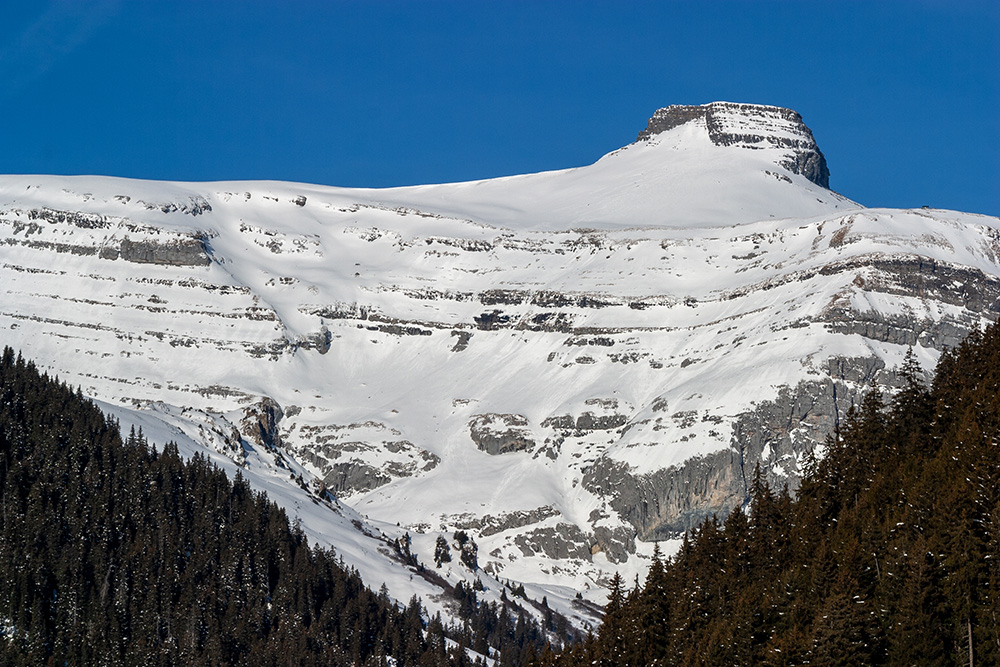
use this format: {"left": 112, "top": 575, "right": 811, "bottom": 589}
{"left": 433, "top": 535, "right": 452, "bottom": 567}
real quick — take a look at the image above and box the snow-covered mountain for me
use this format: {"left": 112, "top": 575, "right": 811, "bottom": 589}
{"left": 2, "top": 101, "right": 997, "bottom": 627}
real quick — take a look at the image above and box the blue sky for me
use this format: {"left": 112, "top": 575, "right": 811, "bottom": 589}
{"left": 1, "top": 1, "right": 997, "bottom": 215}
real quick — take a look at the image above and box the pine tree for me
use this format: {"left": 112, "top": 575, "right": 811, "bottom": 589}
{"left": 435, "top": 535, "right": 452, "bottom": 567}
{"left": 597, "top": 572, "right": 627, "bottom": 666}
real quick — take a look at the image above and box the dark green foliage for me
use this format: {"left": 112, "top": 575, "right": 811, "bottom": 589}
{"left": 539, "top": 329, "right": 1000, "bottom": 666}
{"left": 454, "top": 530, "right": 479, "bottom": 571}
{"left": 435, "top": 535, "right": 452, "bottom": 567}
{"left": 0, "top": 347, "right": 570, "bottom": 665}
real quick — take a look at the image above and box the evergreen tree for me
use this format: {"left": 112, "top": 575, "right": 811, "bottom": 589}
{"left": 435, "top": 535, "right": 453, "bottom": 567}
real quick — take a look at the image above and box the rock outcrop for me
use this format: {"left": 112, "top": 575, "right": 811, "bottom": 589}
{"left": 637, "top": 102, "right": 831, "bottom": 188}
{"left": 240, "top": 397, "right": 284, "bottom": 450}
{"left": 118, "top": 236, "right": 212, "bottom": 266}
{"left": 469, "top": 414, "right": 535, "bottom": 455}
{"left": 582, "top": 355, "right": 924, "bottom": 539}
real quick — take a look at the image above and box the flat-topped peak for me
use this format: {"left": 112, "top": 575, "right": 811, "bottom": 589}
{"left": 636, "top": 102, "right": 830, "bottom": 189}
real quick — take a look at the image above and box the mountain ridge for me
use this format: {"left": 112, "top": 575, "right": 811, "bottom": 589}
{"left": 0, "top": 101, "right": 851, "bottom": 232}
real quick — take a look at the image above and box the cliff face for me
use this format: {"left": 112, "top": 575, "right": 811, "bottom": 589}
{"left": 637, "top": 102, "right": 830, "bottom": 188}
{"left": 0, "top": 104, "right": 995, "bottom": 622}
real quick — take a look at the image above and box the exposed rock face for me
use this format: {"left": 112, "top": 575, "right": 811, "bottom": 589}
{"left": 636, "top": 105, "right": 708, "bottom": 138}
{"left": 826, "top": 309, "right": 982, "bottom": 349}
{"left": 542, "top": 411, "right": 628, "bottom": 431}
{"left": 582, "top": 355, "right": 918, "bottom": 539}
{"left": 1, "top": 208, "right": 213, "bottom": 266}
{"left": 450, "top": 330, "right": 472, "bottom": 352}
{"left": 118, "top": 236, "right": 212, "bottom": 266}
{"left": 469, "top": 414, "right": 535, "bottom": 455}
{"left": 312, "top": 445, "right": 440, "bottom": 497}
{"left": 449, "top": 506, "right": 561, "bottom": 537}
{"left": 591, "top": 524, "right": 638, "bottom": 564}
{"left": 575, "top": 412, "right": 628, "bottom": 431}
{"left": 637, "top": 102, "right": 831, "bottom": 188}
{"left": 322, "top": 461, "right": 391, "bottom": 495}
{"left": 240, "top": 397, "right": 284, "bottom": 450}
{"left": 818, "top": 257, "right": 1000, "bottom": 349}
{"left": 289, "top": 422, "right": 441, "bottom": 496}
{"left": 834, "top": 256, "right": 1000, "bottom": 313}
{"left": 513, "top": 523, "right": 593, "bottom": 560}
{"left": 297, "top": 326, "right": 332, "bottom": 354}
{"left": 584, "top": 451, "right": 737, "bottom": 541}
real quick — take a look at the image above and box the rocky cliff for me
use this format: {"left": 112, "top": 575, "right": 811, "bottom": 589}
{"left": 637, "top": 102, "right": 831, "bottom": 188}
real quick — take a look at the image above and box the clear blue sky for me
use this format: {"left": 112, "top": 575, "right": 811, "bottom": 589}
{"left": 2, "top": 1, "right": 997, "bottom": 215}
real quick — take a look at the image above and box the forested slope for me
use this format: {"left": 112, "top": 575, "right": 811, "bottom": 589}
{"left": 0, "top": 346, "right": 439, "bottom": 664}
{"left": 0, "top": 347, "right": 573, "bottom": 665}
{"left": 542, "top": 327, "right": 1000, "bottom": 666}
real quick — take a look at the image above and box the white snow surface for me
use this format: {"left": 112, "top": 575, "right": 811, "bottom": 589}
{"left": 1, "top": 104, "right": 997, "bottom": 629}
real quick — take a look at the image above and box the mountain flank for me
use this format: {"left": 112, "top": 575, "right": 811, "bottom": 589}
{"left": 0, "top": 102, "right": 997, "bottom": 625}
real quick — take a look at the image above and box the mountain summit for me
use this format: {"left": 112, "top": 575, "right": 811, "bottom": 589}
{"left": 636, "top": 102, "right": 830, "bottom": 188}
{"left": 0, "top": 103, "right": 996, "bottom": 628}
{"left": 361, "top": 101, "right": 849, "bottom": 230}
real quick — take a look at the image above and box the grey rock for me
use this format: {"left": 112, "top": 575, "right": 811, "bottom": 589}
{"left": 565, "top": 336, "right": 615, "bottom": 347}
{"left": 825, "top": 309, "right": 991, "bottom": 352}
{"left": 450, "top": 330, "right": 472, "bottom": 352}
{"left": 591, "top": 524, "right": 637, "bottom": 564}
{"left": 297, "top": 326, "right": 332, "bottom": 354}
{"left": 636, "top": 102, "right": 830, "bottom": 188}
{"left": 474, "top": 310, "right": 511, "bottom": 331}
{"left": 27, "top": 207, "right": 109, "bottom": 229}
{"left": 322, "top": 463, "right": 390, "bottom": 495}
{"left": 298, "top": 436, "right": 440, "bottom": 496}
{"left": 575, "top": 412, "right": 627, "bottom": 430}
{"left": 478, "top": 506, "right": 561, "bottom": 537}
{"left": 584, "top": 356, "right": 889, "bottom": 539}
{"left": 636, "top": 105, "right": 709, "bottom": 138}
{"left": 136, "top": 196, "right": 212, "bottom": 216}
{"left": 119, "top": 236, "right": 211, "bottom": 266}
{"left": 513, "top": 523, "right": 593, "bottom": 560}
{"left": 584, "top": 451, "right": 738, "bottom": 541}
{"left": 469, "top": 413, "right": 534, "bottom": 455}
{"left": 480, "top": 289, "right": 528, "bottom": 306}
{"left": 368, "top": 323, "right": 433, "bottom": 337}
{"left": 819, "top": 257, "right": 1000, "bottom": 350}
{"left": 520, "top": 312, "right": 575, "bottom": 333}
{"left": 240, "top": 397, "right": 284, "bottom": 450}
{"left": 540, "top": 414, "right": 575, "bottom": 430}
